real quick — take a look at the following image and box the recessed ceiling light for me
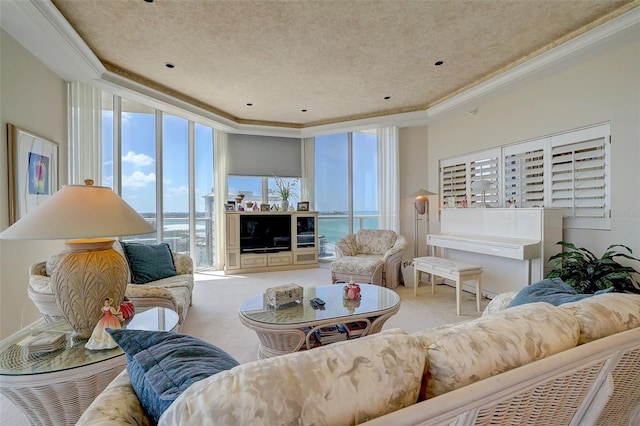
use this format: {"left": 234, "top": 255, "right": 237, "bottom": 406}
{"left": 301, "top": 109, "right": 308, "bottom": 112}
{"left": 384, "top": 96, "right": 391, "bottom": 100}
{"left": 434, "top": 60, "right": 444, "bottom": 66}
{"left": 143, "top": 0, "right": 154, "bottom": 3}
{"left": 165, "top": 62, "right": 175, "bottom": 69}
{"left": 246, "top": 103, "right": 253, "bottom": 106}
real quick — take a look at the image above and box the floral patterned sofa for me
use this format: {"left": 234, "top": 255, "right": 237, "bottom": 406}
{"left": 77, "top": 292, "right": 640, "bottom": 425}
{"left": 331, "top": 229, "right": 408, "bottom": 288}
{"left": 27, "top": 241, "right": 194, "bottom": 330}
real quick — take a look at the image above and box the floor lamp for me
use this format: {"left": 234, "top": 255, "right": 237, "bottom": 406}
{"left": 410, "top": 189, "right": 437, "bottom": 259}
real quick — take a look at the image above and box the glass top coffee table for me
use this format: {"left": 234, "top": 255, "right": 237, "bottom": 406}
{"left": 239, "top": 284, "right": 400, "bottom": 359}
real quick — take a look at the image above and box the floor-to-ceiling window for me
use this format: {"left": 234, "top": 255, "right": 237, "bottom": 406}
{"left": 195, "top": 124, "right": 215, "bottom": 268}
{"left": 315, "top": 130, "right": 379, "bottom": 259}
{"left": 119, "top": 99, "right": 157, "bottom": 243}
{"left": 162, "top": 114, "right": 190, "bottom": 254}
{"left": 101, "top": 93, "right": 218, "bottom": 269}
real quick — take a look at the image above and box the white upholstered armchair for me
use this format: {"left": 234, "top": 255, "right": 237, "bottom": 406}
{"left": 331, "top": 229, "right": 408, "bottom": 288}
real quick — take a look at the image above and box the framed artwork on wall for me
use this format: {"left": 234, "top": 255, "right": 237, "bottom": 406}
{"left": 7, "top": 124, "right": 59, "bottom": 224}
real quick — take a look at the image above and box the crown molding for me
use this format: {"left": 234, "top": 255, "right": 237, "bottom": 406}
{"left": 426, "top": 6, "right": 640, "bottom": 119}
{"left": 0, "top": 0, "right": 104, "bottom": 81}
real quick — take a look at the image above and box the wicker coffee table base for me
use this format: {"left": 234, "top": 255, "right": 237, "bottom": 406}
{"left": 240, "top": 308, "right": 399, "bottom": 359}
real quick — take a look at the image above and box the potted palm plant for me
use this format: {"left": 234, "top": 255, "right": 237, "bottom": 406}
{"left": 546, "top": 242, "right": 640, "bottom": 294}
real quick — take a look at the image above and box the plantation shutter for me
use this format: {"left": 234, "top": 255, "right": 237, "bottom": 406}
{"left": 469, "top": 155, "right": 500, "bottom": 207}
{"left": 503, "top": 138, "right": 547, "bottom": 208}
{"left": 441, "top": 161, "right": 466, "bottom": 205}
{"left": 440, "top": 148, "right": 500, "bottom": 208}
{"left": 550, "top": 123, "right": 610, "bottom": 230}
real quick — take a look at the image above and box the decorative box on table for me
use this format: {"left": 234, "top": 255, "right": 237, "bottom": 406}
{"left": 264, "top": 283, "right": 304, "bottom": 309}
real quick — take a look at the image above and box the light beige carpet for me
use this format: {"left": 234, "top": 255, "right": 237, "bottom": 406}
{"left": 1, "top": 264, "right": 487, "bottom": 424}
{"left": 186, "top": 264, "right": 487, "bottom": 363}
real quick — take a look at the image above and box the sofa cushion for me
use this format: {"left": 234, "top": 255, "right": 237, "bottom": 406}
{"left": 507, "top": 278, "right": 595, "bottom": 308}
{"left": 355, "top": 229, "right": 397, "bottom": 255}
{"left": 560, "top": 293, "right": 640, "bottom": 344}
{"left": 120, "top": 242, "right": 177, "bottom": 284}
{"left": 330, "top": 256, "right": 384, "bottom": 276}
{"left": 159, "top": 329, "right": 425, "bottom": 425}
{"left": 481, "top": 291, "right": 517, "bottom": 316}
{"left": 414, "top": 302, "right": 580, "bottom": 400}
{"left": 107, "top": 329, "right": 239, "bottom": 424}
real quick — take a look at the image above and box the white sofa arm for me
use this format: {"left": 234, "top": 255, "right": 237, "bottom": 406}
{"left": 76, "top": 369, "right": 151, "bottom": 426}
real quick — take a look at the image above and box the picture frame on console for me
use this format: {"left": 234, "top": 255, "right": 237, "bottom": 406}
{"left": 7, "top": 124, "right": 59, "bottom": 224}
{"left": 224, "top": 203, "right": 235, "bottom": 212}
{"left": 260, "top": 203, "right": 271, "bottom": 212}
{"left": 297, "top": 201, "right": 310, "bottom": 211}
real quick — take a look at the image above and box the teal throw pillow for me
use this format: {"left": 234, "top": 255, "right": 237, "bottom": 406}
{"left": 107, "top": 329, "right": 239, "bottom": 424}
{"left": 120, "top": 242, "right": 177, "bottom": 284}
{"left": 507, "top": 277, "right": 594, "bottom": 308}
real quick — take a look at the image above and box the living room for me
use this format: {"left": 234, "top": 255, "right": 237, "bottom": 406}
{"left": 0, "top": 2, "right": 639, "bottom": 423}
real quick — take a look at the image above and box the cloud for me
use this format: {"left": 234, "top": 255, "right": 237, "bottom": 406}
{"left": 166, "top": 185, "right": 189, "bottom": 197}
{"left": 122, "top": 171, "right": 156, "bottom": 188}
{"left": 122, "top": 151, "right": 154, "bottom": 166}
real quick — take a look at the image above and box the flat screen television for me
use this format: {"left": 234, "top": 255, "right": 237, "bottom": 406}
{"left": 240, "top": 214, "right": 291, "bottom": 253}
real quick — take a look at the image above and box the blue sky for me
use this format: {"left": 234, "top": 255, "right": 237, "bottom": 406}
{"left": 103, "top": 111, "right": 377, "bottom": 213}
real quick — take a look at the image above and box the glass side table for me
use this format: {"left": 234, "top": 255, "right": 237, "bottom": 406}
{"left": 0, "top": 306, "right": 178, "bottom": 426}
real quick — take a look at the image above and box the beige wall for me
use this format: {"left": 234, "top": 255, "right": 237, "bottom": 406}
{"left": 423, "top": 29, "right": 640, "bottom": 263}
{"left": 0, "top": 30, "right": 67, "bottom": 338}
{"left": 399, "top": 126, "right": 430, "bottom": 263}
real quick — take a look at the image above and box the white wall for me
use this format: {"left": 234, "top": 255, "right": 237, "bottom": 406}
{"left": 423, "top": 29, "right": 640, "bottom": 266}
{"left": 0, "top": 29, "right": 67, "bottom": 338}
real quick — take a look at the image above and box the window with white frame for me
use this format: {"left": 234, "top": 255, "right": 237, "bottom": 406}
{"left": 440, "top": 122, "right": 611, "bottom": 230}
{"left": 549, "top": 124, "right": 610, "bottom": 229}
{"left": 440, "top": 148, "right": 500, "bottom": 208}
{"left": 503, "top": 138, "right": 547, "bottom": 208}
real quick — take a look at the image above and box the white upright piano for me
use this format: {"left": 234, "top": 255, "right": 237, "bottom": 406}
{"left": 427, "top": 208, "right": 563, "bottom": 297}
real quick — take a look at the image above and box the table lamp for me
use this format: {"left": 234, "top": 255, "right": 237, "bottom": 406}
{"left": 0, "top": 180, "right": 155, "bottom": 338}
{"left": 471, "top": 180, "right": 493, "bottom": 208}
{"left": 410, "top": 189, "right": 437, "bottom": 259}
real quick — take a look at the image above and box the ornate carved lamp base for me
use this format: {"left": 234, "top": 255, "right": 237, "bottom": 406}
{"left": 51, "top": 238, "right": 128, "bottom": 339}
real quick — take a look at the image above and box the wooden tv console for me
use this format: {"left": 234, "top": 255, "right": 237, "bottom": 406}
{"left": 224, "top": 211, "right": 319, "bottom": 274}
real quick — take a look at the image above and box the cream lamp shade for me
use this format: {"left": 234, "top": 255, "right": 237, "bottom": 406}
{"left": 0, "top": 182, "right": 155, "bottom": 338}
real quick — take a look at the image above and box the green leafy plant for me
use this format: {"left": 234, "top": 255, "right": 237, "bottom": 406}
{"left": 273, "top": 176, "right": 298, "bottom": 202}
{"left": 546, "top": 242, "right": 640, "bottom": 294}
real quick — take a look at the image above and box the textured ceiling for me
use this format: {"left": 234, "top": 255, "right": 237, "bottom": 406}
{"left": 51, "top": 0, "right": 635, "bottom": 128}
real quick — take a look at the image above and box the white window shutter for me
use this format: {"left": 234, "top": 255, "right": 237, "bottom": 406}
{"left": 469, "top": 155, "right": 500, "bottom": 207}
{"left": 503, "top": 138, "right": 547, "bottom": 208}
{"left": 550, "top": 123, "right": 610, "bottom": 230}
{"left": 441, "top": 161, "right": 467, "bottom": 204}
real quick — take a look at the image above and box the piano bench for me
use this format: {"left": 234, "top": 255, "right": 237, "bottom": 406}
{"left": 413, "top": 256, "right": 483, "bottom": 316}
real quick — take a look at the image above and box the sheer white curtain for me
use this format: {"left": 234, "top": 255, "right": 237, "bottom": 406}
{"left": 68, "top": 81, "right": 102, "bottom": 184}
{"left": 377, "top": 126, "right": 400, "bottom": 233}
{"left": 301, "top": 137, "right": 315, "bottom": 209}
{"left": 213, "top": 129, "right": 228, "bottom": 269}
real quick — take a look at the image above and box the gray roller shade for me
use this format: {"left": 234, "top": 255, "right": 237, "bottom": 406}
{"left": 228, "top": 134, "right": 302, "bottom": 177}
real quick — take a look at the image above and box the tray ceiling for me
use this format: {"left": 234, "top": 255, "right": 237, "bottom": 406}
{"left": 50, "top": 0, "right": 635, "bottom": 128}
